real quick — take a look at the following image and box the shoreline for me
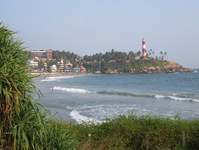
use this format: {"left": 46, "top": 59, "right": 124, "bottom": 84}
{"left": 31, "top": 66, "right": 195, "bottom": 77}
{"left": 31, "top": 69, "right": 194, "bottom": 78}
{"left": 31, "top": 72, "right": 93, "bottom": 77}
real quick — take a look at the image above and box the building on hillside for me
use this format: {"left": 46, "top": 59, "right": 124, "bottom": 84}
{"left": 57, "top": 59, "right": 73, "bottom": 72}
{"left": 80, "top": 66, "right": 86, "bottom": 72}
{"left": 57, "top": 58, "right": 65, "bottom": 72}
{"left": 31, "top": 49, "right": 52, "bottom": 60}
{"left": 27, "top": 59, "right": 38, "bottom": 68}
{"left": 72, "top": 67, "right": 80, "bottom": 73}
{"left": 51, "top": 65, "right": 57, "bottom": 72}
{"left": 46, "top": 49, "right": 52, "bottom": 60}
{"left": 65, "top": 60, "right": 73, "bottom": 72}
{"left": 72, "top": 66, "right": 86, "bottom": 73}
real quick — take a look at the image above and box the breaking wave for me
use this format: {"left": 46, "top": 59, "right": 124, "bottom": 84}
{"left": 52, "top": 86, "right": 199, "bottom": 103}
{"left": 155, "top": 94, "right": 199, "bottom": 103}
{"left": 41, "top": 76, "right": 74, "bottom": 82}
{"left": 52, "top": 86, "right": 91, "bottom": 93}
{"left": 66, "top": 104, "right": 165, "bottom": 124}
{"left": 155, "top": 95, "right": 166, "bottom": 99}
{"left": 97, "top": 91, "right": 199, "bottom": 103}
{"left": 97, "top": 91, "right": 154, "bottom": 98}
{"left": 69, "top": 109, "right": 102, "bottom": 124}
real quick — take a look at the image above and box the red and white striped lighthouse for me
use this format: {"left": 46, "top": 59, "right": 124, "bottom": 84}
{"left": 142, "top": 38, "right": 147, "bottom": 60}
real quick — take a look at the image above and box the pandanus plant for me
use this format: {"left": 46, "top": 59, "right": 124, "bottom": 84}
{"left": 0, "top": 22, "right": 47, "bottom": 150}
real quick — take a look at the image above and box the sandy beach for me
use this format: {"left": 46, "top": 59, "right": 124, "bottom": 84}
{"left": 31, "top": 72, "right": 92, "bottom": 78}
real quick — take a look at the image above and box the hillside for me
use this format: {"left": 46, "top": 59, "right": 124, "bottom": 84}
{"left": 103, "top": 60, "right": 192, "bottom": 74}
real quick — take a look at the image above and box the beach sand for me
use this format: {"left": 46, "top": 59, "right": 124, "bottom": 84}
{"left": 31, "top": 72, "right": 92, "bottom": 77}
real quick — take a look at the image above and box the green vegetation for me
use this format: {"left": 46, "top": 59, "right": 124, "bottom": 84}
{"left": 0, "top": 22, "right": 77, "bottom": 149}
{"left": 70, "top": 114, "right": 199, "bottom": 150}
{"left": 52, "top": 50, "right": 79, "bottom": 67}
{"left": 82, "top": 49, "right": 166, "bottom": 73}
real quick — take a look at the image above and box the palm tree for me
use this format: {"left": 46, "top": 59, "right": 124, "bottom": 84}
{"left": 136, "top": 51, "right": 141, "bottom": 58}
{"left": 164, "top": 52, "right": 167, "bottom": 60}
{"left": 152, "top": 50, "right": 155, "bottom": 58}
{"left": 149, "top": 49, "right": 154, "bottom": 58}
{"left": 160, "top": 51, "right": 163, "bottom": 60}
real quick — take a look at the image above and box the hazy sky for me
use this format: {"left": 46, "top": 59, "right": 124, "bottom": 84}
{"left": 1, "top": 0, "right": 199, "bottom": 68}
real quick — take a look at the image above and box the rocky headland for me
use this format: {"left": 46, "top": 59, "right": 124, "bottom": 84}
{"left": 104, "top": 61, "right": 193, "bottom": 74}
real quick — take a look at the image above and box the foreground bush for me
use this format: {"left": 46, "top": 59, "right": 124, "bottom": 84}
{"left": 45, "top": 120, "right": 77, "bottom": 150}
{"left": 0, "top": 22, "right": 77, "bottom": 150}
{"left": 70, "top": 114, "right": 199, "bottom": 150}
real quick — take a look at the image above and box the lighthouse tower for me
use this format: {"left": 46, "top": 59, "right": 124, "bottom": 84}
{"left": 142, "top": 38, "right": 147, "bottom": 60}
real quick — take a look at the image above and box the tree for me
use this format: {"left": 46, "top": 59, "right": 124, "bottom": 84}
{"left": 38, "top": 60, "right": 44, "bottom": 70}
{"left": 136, "top": 51, "right": 141, "bottom": 58}
{"left": 164, "top": 52, "right": 167, "bottom": 60}
{"left": 127, "top": 51, "right": 135, "bottom": 60}
{"left": 160, "top": 51, "right": 164, "bottom": 60}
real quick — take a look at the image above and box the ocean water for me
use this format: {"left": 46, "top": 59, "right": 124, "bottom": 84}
{"left": 33, "top": 69, "right": 199, "bottom": 124}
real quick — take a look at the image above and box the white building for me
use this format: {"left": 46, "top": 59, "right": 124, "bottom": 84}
{"left": 51, "top": 65, "right": 57, "bottom": 72}
{"left": 27, "top": 60, "right": 38, "bottom": 68}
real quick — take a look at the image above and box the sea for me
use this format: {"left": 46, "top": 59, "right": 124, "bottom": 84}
{"left": 33, "top": 69, "right": 199, "bottom": 124}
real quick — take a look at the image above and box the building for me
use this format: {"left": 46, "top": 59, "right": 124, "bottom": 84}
{"left": 65, "top": 60, "right": 73, "bottom": 72}
{"left": 51, "top": 65, "right": 57, "bottom": 72}
{"left": 27, "top": 60, "right": 38, "bottom": 68}
{"left": 31, "top": 49, "right": 52, "bottom": 60}
{"left": 46, "top": 49, "right": 52, "bottom": 60}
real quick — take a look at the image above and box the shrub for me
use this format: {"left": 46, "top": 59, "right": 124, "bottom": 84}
{"left": 0, "top": 21, "right": 47, "bottom": 149}
{"left": 0, "top": 22, "right": 77, "bottom": 150}
{"left": 71, "top": 114, "right": 199, "bottom": 149}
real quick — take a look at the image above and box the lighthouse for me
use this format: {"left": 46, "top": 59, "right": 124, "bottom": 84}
{"left": 142, "top": 38, "right": 147, "bottom": 60}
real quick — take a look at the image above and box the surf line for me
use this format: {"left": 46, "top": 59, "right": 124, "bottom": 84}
{"left": 51, "top": 86, "right": 64, "bottom": 91}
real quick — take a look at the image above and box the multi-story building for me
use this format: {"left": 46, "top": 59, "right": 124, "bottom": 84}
{"left": 46, "top": 49, "right": 52, "bottom": 60}
{"left": 31, "top": 49, "right": 52, "bottom": 60}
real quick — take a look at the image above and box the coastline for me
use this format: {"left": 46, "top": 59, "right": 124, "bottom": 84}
{"left": 30, "top": 61, "right": 193, "bottom": 76}
{"left": 31, "top": 68, "right": 193, "bottom": 77}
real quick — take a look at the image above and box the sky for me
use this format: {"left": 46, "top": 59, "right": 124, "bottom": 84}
{"left": 1, "top": 0, "right": 199, "bottom": 68}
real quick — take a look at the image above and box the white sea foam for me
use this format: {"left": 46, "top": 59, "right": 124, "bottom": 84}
{"left": 69, "top": 110, "right": 101, "bottom": 124}
{"left": 168, "top": 96, "right": 191, "bottom": 101}
{"left": 154, "top": 94, "right": 199, "bottom": 103}
{"left": 155, "top": 95, "right": 165, "bottom": 99}
{"left": 167, "top": 96, "right": 199, "bottom": 103}
{"left": 41, "top": 76, "right": 74, "bottom": 82}
{"left": 66, "top": 106, "right": 74, "bottom": 110}
{"left": 68, "top": 104, "right": 155, "bottom": 124}
{"left": 52, "top": 86, "right": 91, "bottom": 93}
{"left": 41, "top": 79, "right": 57, "bottom": 82}
{"left": 192, "top": 99, "right": 199, "bottom": 103}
